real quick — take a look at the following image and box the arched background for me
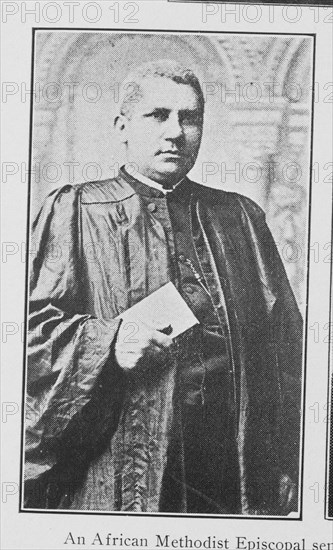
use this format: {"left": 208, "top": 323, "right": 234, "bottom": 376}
{"left": 31, "top": 31, "right": 313, "bottom": 308}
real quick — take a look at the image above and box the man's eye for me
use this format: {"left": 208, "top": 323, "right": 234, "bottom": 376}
{"left": 148, "top": 110, "right": 169, "bottom": 122}
{"left": 180, "top": 112, "right": 201, "bottom": 125}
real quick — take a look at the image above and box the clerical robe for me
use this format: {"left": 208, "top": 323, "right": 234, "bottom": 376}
{"left": 24, "top": 167, "right": 303, "bottom": 515}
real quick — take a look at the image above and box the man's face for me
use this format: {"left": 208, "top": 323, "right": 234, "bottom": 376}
{"left": 117, "top": 77, "right": 203, "bottom": 184}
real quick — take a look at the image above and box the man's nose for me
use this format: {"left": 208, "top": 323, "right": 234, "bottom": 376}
{"left": 164, "top": 113, "right": 183, "bottom": 139}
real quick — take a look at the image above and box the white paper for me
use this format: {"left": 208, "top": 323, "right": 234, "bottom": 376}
{"left": 117, "top": 282, "right": 199, "bottom": 338}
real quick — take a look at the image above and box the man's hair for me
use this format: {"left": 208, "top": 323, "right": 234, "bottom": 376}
{"left": 119, "top": 59, "right": 205, "bottom": 119}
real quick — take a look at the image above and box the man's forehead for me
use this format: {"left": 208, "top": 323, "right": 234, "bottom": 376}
{"left": 134, "top": 77, "right": 201, "bottom": 111}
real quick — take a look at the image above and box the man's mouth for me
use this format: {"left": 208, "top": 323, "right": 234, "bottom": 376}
{"left": 157, "top": 150, "right": 183, "bottom": 158}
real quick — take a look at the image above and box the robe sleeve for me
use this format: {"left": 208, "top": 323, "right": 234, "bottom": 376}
{"left": 242, "top": 197, "right": 303, "bottom": 485}
{"left": 263, "top": 218, "right": 303, "bottom": 487}
{"left": 24, "top": 185, "right": 125, "bottom": 504}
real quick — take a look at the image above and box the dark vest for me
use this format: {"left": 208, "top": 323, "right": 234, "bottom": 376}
{"left": 125, "top": 175, "right": 240, "bottom": 513}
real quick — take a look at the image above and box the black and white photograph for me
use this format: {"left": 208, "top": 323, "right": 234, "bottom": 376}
{"left": 1, "top": 0, "right": 333, "bottom": 547}
{"left": 20, "top": 30, "right": 314, "bottom": 517}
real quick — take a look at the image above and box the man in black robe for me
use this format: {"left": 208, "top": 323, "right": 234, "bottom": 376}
{"left": 24, "top": 59, "right": 302, "bottom": 515}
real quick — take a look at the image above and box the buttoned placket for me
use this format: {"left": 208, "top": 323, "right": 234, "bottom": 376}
{"left": 144, "top": 196, "right": 179, "bottom": 287}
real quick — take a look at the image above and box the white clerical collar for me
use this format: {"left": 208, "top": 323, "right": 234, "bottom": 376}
{"left": 133, "top": 170, "right": 183, "bottom": 194}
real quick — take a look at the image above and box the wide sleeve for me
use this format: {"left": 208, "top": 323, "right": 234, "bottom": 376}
{"left": 24, "top": 185, "right": 125, "bottom": 504}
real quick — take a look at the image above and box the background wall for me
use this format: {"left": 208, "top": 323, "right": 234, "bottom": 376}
{"left": 31, "top": 31, "right": 313, "bottom": 308}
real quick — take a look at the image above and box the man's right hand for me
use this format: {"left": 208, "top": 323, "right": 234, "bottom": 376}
{"left": 114, "top": 319, "right": 173, "bottom": 372}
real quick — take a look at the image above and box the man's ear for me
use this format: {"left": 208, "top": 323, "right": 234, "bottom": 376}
{"left": 114, "top": 114, "right": 128, "bottom": 145}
